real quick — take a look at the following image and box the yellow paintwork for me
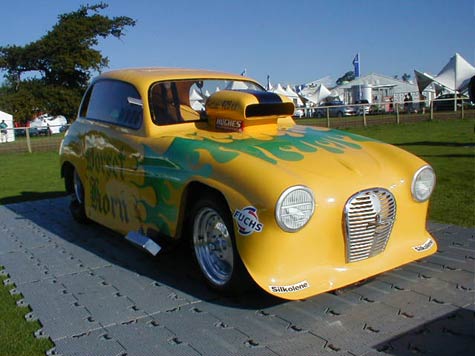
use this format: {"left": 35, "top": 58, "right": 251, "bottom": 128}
{"left": 60, "top": 68, "right": 437, "bottom": 300}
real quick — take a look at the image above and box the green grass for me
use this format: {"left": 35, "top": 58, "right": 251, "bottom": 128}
{"left": 0, "top": 151, "right": 66, "bottom": 205}
{"left": 0, "top": 268, "right": 53, "bottom": 355}
{"left": 345, "top": 119, "right": 475, "bottom": 227}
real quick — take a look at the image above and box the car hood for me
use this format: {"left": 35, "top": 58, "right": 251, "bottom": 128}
{"left": 174, "top": 125, "right": 421, "bottom": 186}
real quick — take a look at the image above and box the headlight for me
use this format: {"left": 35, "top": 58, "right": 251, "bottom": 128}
{"left": 275, "top": 186, "right": 315, "bottom": 232}
{"left": 411, "top": 166, "right": 436, "bottom": 202}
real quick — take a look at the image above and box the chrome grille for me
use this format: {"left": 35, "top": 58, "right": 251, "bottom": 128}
{"left": 344, "top": 189, "right": 396, "bottom": 263}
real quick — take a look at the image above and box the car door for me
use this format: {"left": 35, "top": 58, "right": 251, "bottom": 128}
{"left": 80, "top": 79, "right": 146, "bottom": 234}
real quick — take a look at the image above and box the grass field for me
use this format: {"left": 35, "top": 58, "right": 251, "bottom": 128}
{"left": 0, "top": 268, "right": 53, "bottom": 355}
{"left": 0, "top": 151, "right": 66, "bottom": 205}
{"left": 346, "top": 119, "right": 475, "bottom": 227}
{"left": 0, "top": 119, "right": 473, "bottom": 354}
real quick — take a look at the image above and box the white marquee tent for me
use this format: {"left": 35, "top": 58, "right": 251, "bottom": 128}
{"left": 189, "top": 89, "right": 205, "bottom": 111}
{"left": 298, "top": 83, "right": 332, "bottom": 105}
{"left": 415, "top": 53, "right": 475, "bottom": 94}
{"left": 284, "top": 85, "right": 304, "bottom": 106}
{"left": 0, "top": 110, "right": 14, "bottom": 143}
{"left": 270, "top": 83, "right": 304, "bottom": 106}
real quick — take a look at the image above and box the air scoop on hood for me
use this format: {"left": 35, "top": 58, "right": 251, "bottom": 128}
{"left": 205, "top": 89, "right": 295, "bottom": 132}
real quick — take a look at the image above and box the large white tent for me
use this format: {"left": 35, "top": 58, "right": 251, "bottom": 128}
{"left": 0, "top": 110, "right": 14, "bottom": 143}
{"left": 298, "top": 83, "right": 332, "bottom": 104}
{"left": 189, "top": 89, "right": 205, "bottom": 111}
{"left": 415, "top": 53, "right": 475, "bottom": 94}
{"left": 284, "top": 85, "right": 303, "bottom": 106}
{"left": 270, "top": 83, "right": 304, "bottom": 106}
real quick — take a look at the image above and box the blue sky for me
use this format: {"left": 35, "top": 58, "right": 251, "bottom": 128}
{"left": 0, "top": 0, "right": 474, "bottom": 86}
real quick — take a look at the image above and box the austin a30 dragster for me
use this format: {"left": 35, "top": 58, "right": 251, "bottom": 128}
{"left": 59, "top": 68, "right": 437, "bottom": 300}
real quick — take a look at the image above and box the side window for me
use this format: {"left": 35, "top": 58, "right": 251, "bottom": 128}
{"left": 84, "top": 80, "right": 143, "bottom": 129}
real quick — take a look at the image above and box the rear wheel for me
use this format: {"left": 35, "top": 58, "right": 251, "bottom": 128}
{"left": 189, "top": 195, "right": 251, "bottom": 294}
{"left": 70, "top": 168, "right": 89, "bottom": 224}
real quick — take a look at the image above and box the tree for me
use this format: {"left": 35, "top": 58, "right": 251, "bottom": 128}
{"left": 401, "top": 73, "right": 411, "bottom": 82}
{"left": 393, "top": 73, "right": 411, "bottom": 82}
{"left": 336, "top": 71, "right": 355, "bottom": 86}
{"left": 0, "top": 3, "right": 135, "bottom": 121}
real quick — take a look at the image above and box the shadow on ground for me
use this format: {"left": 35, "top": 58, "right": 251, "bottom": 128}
{"left": 4, "top": 197, "right": 284, "bottom": 310}
{"left": 0, "top": 191, "right": 67, "bottom": 205}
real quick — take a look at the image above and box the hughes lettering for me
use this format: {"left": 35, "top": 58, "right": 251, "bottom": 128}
{"left": 216, "top": 118, "right": 243, "bottom": 132}
{"left": 216, "top": 119, "right": 242, "bottom": 128}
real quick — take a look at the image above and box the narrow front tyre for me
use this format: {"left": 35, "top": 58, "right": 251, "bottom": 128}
{"left": 190, "top": 196, "right": 252, "bottom": 294}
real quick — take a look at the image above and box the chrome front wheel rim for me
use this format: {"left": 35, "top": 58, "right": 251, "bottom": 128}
{"left": 193, "top": 207, "right": 234, "bottom": 287}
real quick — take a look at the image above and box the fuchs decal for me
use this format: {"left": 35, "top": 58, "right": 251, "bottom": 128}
{"left": 269, "top": 281, "right": 310, "bottom": 293}
{"left": 215, "top": 118, "right": 243, "bottom": 132}
{"left": 413, "top": 238, "right": 434, "bottom": 252}
{"left": 233, "top": 206, "right": 263, "bottom": 236}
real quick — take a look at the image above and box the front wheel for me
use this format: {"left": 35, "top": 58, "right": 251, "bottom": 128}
{"left": 190, "top": 196, "right": 251, "bottom": 294}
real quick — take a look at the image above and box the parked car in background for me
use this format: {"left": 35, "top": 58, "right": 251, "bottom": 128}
{"left": 432, "top": 93, "right": 473, "bottom": 111}
{"left": 293, "top": 108, "right": 304, "bottom": 118}
{"left": 14, "top": 127, "right": 39, "bottom": 137}
{"left": 314, "top": 100, "right": 356, "bottom": 118}
{"left": 60, "top": 67, "right": 437, "bottom": 300}
{"left": 355, "top": 99, "right": 370, "bottom": 115}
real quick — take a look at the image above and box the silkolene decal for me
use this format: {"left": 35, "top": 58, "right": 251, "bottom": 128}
{"left": 412, "top": 238, "right": 434, "bottom": 252}
{"left": 269, "top": 281, "right": 310, "bottom": 293}
{"left": 233, "top": 206, "right": 263, "bottom": 236}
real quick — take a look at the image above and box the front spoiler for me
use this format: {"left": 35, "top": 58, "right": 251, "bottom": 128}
{"left": 249, "top": 233, "right": 437, "bottom": 300}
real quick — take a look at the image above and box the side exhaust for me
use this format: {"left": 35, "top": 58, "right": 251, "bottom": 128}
{"left": 125, "top": 231, "right": 162, "bottom": 256}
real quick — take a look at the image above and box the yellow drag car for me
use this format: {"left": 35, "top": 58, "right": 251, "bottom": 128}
{"left": 60, "top": 68, "right": 437, "bottom": 300}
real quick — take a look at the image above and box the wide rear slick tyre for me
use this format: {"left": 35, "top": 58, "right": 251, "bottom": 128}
{"left": 189, "top": 195, "right": 252, "bottom": 295}
{"left": 69, "top": 168, "right": 89, "bottom": 224}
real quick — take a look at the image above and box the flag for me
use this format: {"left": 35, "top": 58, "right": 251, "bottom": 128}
{"left": 353, "top": 53, "right": 360, "bottom": 78}
{"left": 266, "top": 75, "right": 272, "bottom": 90}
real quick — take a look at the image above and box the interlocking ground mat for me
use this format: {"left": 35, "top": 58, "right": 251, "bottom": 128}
{"left": 1, "top": 198, "right": 474, "bottom": 356}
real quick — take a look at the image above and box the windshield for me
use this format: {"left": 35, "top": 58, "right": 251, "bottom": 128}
{"left": 149, "top": 79, "right": 264, "bottom": 125}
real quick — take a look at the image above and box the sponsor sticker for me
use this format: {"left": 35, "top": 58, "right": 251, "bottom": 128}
{"left": 269, "top": 280, "right": 310, "bottom": 294}
{"left": 215, "top": 118, "right": 243, "bottom": 132}
{"left": 233, "top": 206, "right": 263, "bottom": 236}
{"left": 413, "top": 238, "right": 434, "bottom": 252}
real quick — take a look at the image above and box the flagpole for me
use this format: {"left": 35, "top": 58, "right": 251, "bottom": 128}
{"left": 359, "top": 52, "right": 361, "bottom": 77}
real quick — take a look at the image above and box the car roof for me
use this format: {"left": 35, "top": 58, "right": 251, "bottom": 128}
{"left": 98, "top": 67, "right": 261, "bottom": 88}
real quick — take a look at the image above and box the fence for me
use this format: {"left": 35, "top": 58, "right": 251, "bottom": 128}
{"left": 0, "top": 125, "right": 68, "bottom": 154}
{"left": 294, "top": 97, "right": 474, "bottom": 129}
{"left": 1, "top": 99, "right": 474, "bottom": 154}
